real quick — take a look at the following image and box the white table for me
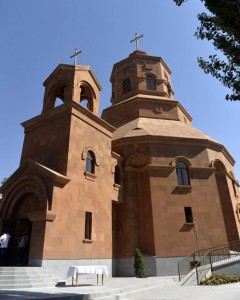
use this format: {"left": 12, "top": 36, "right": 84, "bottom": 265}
{"left": 67, "top": 265, "right": 108, "bottom": 286}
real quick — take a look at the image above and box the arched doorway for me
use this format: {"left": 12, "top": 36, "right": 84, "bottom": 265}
{"left": 9, "top": 192, "right": 41, "bottom": 266}
{"left": 0, "top": 175, "right": 49, "bottom": 267}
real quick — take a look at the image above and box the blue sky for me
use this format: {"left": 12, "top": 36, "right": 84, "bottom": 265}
{"left": 1, "top": 0, "right": 240, "bottom": 181}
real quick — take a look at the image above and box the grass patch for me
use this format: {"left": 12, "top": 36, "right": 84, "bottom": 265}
{"left": 201, "top": 273, "right": 240, "bottom": 285}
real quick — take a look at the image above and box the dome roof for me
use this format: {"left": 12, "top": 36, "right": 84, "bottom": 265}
{"left": 112, "top": 117, "right": 220, "bottom": 144}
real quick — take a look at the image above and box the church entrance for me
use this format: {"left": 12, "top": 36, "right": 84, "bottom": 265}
{"left": 11, "top": 219, "right": 31, "bottom": 266}
{"left": 6, "top": 192, "right": 42, "bottom": 266}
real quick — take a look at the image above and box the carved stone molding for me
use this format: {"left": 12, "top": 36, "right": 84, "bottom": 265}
{"left": 28, "top": 210, "right": 56, "bottom": 222}
{"left": 82, "top": 146, "right": 99, "bottom": 166}
{"left": 153, "top": 105, "right": 163, "bottom": 114}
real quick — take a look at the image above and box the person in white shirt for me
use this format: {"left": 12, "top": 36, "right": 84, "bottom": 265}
{"left": 0, "top": 232, "right": 11, "bottom": 266}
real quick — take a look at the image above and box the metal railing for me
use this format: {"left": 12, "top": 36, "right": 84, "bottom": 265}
{"left": 177, "top": 240, "right": 240, "bottom": 283}
{"left": 209, "top": 240, "right": 240, "bottom": 267}
{"left": 195, "top": 240, "right": 240, "bottom": 284}
{"left": 177, "top": 248, "right": 208, "bottom": 281}
{"left": 195, "top": 252, "right": 211, "bottom": 284}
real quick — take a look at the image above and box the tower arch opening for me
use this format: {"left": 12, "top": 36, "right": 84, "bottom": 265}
{"left": 80, "top": 82, "right": 96, "bottom": 112}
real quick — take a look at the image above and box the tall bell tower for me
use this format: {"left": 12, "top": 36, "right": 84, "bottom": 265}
{"left": 20, "top": 64, "right": 103, "bottom": 175}
{"left": 4, "top": 59, "right": 115, "bottom": 272}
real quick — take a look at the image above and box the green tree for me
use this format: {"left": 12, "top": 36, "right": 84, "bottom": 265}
{"left": 134, "top": 248, "right": 145, "bottom": 278}
{"left": 0, "top": 178, "right": 8, "bottom": 187}
{"left": 173, "top": 0, "right": 240, "bottom": 101}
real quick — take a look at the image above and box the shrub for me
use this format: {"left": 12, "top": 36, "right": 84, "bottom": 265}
{"left": 201, "top": 273, "right": 240, "bottom": 285}
{"left": 134, "top": 248, "right": 145, "bottom": 278}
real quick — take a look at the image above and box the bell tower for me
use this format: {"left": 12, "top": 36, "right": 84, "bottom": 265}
{"left": 42, "top": 64, "right": 101, "bottom": 115}
{"left": 20, "top": 63, "right": 106, "bottom": 176}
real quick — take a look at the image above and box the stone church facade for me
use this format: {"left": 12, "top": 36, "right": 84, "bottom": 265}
{"left": 1, "top": 50, "right": 240, "bottom": 279}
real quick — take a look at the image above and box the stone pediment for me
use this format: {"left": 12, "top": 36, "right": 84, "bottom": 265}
{"left": 0, "top": 159, "right": 70, "bottom": 194}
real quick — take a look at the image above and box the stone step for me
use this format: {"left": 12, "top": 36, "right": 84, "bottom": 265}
{"left": 0, "top": 282, "right": 57, "bottom": 289}
{"left": 0, "top": 267, "right": 58, "bottom": 289}
{"left": 0, "top": 267, "right": 47, "bottom": 272}
{"left": 0, "top": 271, "right": 56, "bottom": 276}
{"left": 0, "top": 268, "right": 52, "bottom": 274}
{"left": 0, "top": 276, "right": 56, "bottom": 283}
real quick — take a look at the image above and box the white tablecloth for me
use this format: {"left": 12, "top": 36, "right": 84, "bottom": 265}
{"left": 67, "top": 265, "right": 108, "bottom": 279}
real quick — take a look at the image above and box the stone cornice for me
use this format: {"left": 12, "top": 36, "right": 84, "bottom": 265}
{"left": 70, "top": 102, "right": 115, "bottom": 136}
{"left": 43, "top": 64, "right": 102, "bottom": 91}
{"left": 103, "top": 95, "right": 192, "bottom": 122}
{"left": 22, "top": 101, "right": 115, "bottom": 137}
{"left": 110, "top": 51, "right": 171, "bottom": 82}
{"left": 28, "top": 210, "right": 56, "bottom": 222}
{"left": 188, "top": 166, "right": 215, "bottom": 179}
{"left": 0, "top": 159, "right": 70, "bottom": 195}
{"left": 124, "top": 164, "right": 175, "bottom": 176}
{"left": 113, "top": 136, "right": 235, "bottom": 166}
{"left": 27, "top": 160, "right": 70, "bottom": 187}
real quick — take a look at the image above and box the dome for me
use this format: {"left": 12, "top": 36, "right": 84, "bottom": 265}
{"left": 113, "top": 117, "right": 219, "bottom": 144}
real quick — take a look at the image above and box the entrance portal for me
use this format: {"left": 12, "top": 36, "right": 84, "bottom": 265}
{"left": 11, "top": 219, "right": 31, "bottom": 266}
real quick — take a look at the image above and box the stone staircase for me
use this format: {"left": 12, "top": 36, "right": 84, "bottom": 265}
{"left": 0, "top": 266, "right": 58, "bottom": 289}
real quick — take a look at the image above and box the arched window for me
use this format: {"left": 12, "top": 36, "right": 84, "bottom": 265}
{"left": 232, "top": 179, "right": 237, "bottom": 196}
{"left": 167, "top": 83, "right": 171, "bottom": 96}
{"left": 123, "top": 79, "right": 131, "bottom": 94}
{"left": 146, "top": 76, "right": 156, "bottom": 90}
{"left": 114, "top": 165, "right": 121, "bottom": 185}
{"left": 176, "top": 161, "right": 190, "bottom": 186}
{"left": 86, "top": 151, "right": 95, "bottom": 174}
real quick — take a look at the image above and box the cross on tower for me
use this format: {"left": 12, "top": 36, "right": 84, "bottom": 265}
{"left": 70, "top": 48, "right": 82, "bottom": 66}
{"left": 130, "top": 33, "right": 143, "bottom": 50}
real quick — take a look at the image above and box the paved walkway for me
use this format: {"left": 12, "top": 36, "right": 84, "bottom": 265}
{"left": 0, "top": 276, "right": 240, "bottom": 300}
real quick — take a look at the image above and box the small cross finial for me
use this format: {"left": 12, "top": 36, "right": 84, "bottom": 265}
{"left": 70, "top": 48, "right": 82, "bottom": 66}
{"left": 130, "top": 33, "right": 143, "bottom": 50}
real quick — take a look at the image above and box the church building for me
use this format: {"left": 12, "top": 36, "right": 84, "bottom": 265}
{"left": 1, "top": 47, "right": 240, "bottom": 279}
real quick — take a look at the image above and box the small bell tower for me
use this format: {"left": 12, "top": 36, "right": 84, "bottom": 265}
{"left": 42, "top": 64, "right": 101, "bottom": 116}
{"left": 21, "top": 62, "right": 103, "bottom": 175}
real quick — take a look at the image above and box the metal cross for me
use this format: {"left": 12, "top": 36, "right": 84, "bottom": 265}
{"left": 130, "top": 33, "right": 143, "bottom": 50}
{"left": 70, "top": 48, "right": 82, "bottom": 66}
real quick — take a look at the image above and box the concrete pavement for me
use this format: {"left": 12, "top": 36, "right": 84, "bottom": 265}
{"left": 0, "top": 276, "right": 239, "bottom": 300}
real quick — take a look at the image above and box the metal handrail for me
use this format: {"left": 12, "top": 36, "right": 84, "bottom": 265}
{"left": 177, "top": 240, "right": 240, "bottom": 282}
{"left": 195, "top": 240, "right": 240, "bottom": 284}
{"left": 177, "top": 249, "right": 205, "bottom": 281}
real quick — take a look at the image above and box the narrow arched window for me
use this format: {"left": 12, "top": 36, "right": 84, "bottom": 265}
{"left": 176, "top": 161, "right": 190, "bottom": 186}
{"left": 146, "top": 76, "right": 156, "bottom": 90}
{"left": 114, "top": 165, "right": 121, "bottom": 185}
{"left": 123, "top": 79, "right": 131, "bottom": 94}
{"left": 232, "top": 179, "right": 237, "bottom": 196}
{"left": 85, "top": 211, "right": 92, "bottom": 240}
{"left": 86, "top": 151, "right": 95, "bottom": 174}
{"left": 167, "top": 83, "right": 171, "bottom": 96}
